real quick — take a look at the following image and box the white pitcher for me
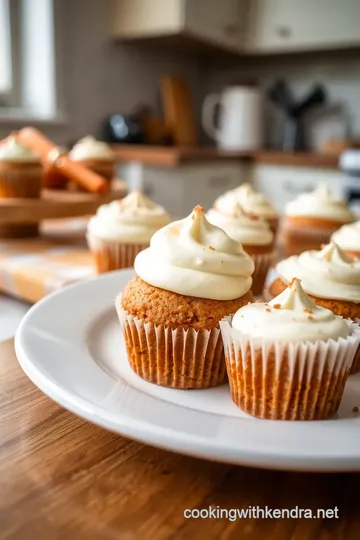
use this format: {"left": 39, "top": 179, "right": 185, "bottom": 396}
{"left": 202, "top": 85, "right": 263, "bottom": 151}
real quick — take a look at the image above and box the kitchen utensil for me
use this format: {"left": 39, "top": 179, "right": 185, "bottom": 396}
{"left": 161, "top": 75, "right": 198, "bottom": 146}
{"left": 141, "top": 115, "right": 170, "bottom": 145}
{"left": 202, "top": 84, "right": 263, "bottom": 151}
{"left": 268, "top": 80, "right": 326, "bottom": 151}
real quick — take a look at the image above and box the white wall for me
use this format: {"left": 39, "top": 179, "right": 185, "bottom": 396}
{"left": 0, "top": 0, "right": 202, "bottom": 146}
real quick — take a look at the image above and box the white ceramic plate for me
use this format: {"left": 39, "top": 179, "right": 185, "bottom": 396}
{"left": 15, "top": 269, "right": 360, "bottom": 472}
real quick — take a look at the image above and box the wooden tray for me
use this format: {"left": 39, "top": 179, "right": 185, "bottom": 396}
{"left": 0, "top": 182, "right": 127, "bottom": 225}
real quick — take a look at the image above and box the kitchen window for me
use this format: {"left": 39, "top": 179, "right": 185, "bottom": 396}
{"left": 0, "top": 0, "right": 61, "bottom": 122}
{"left": 0, "top": 0, "right": 15, "bottom": 105}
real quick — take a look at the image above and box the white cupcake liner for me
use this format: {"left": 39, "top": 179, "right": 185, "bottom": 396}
{"left": 87, "top": 233, "right": 148, "bottom": 272}
{"left": 281, "top": 220, "right": 339, "bottom": 256}
{"left": 249, "top": 250, "right": 275, "bottom": 296}
{"left": 220, "top": 317, "right": 360, "bottom": 420}
{"left": 351, "top": 318, "right": 360, "bottom": 374}
{"left": 115, "top": 295, "right": 227, "bottom": 389}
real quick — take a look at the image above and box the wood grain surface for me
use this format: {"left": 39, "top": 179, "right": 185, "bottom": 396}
{"left": 0, "top": 183, "right": 126, "bottom": 225}
{"left": 1, "top": 338, "right": 359, "bottom": 540}
{"left": 112, "top": 145, "right": 340, "bottom": 169}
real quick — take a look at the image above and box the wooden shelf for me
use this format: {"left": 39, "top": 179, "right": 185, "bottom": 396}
{"left": 112, "top": 145, "right": 340, "bottom": 169}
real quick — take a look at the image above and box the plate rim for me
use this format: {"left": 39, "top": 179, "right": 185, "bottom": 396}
{"left": 14, "top": 270, "right": 360, "bottom": 473}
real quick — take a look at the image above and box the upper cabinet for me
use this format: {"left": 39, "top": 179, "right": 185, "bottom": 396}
{"left": 246, "top": 0, "right": 360, "bottom": 53}
{"left": 112, "top": 0, "right": 360, "bottom": 56}
{"left": 184, "top": 0, "right": 248, "bottom": 53}
{"left": 112, "top": 0, "right": 248, "bottom": 53}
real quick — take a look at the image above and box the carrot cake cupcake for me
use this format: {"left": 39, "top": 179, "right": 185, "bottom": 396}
{"left": 270, "top": 242, "right": 360, "bottom": 372}
{"left": 282, "top": 185, "right": 354, "bottom": 256}
{"left": 87, "top": 190, "right": 170, "bottom": 273}
{"left": 220, "top": 278, "right": 359, "bottom": 420}
{"left": 0, "top": 135, "right": 42, "bottom": 198}
{"left": 69, "top": 136, "right": 115, "bottom": 181}
{"left": 207, "top": 200, "right": 274, "bottom": 295}
{"left": 331, "top": 220, "right": 360, "bottom": 259}
{"left": 116, "top": 205, "right": 255, "bottom": 389}
{"left": 214, "top": 183, "right": 279, "bottom": 233}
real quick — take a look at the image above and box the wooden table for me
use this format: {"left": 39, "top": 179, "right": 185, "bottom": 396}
{"left": 1, "top": 339, "right": 359, "bottom": 540}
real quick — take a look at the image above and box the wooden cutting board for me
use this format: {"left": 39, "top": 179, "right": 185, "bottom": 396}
{"left": 161, "top": 75, "right": 198, "bottom": 146}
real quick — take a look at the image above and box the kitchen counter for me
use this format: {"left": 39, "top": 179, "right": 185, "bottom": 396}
{"left": 112, "top": 145, "right": 340, "bottom": 169}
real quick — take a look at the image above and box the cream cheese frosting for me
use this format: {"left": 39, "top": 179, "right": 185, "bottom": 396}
{"left": 207, "top": 202, "right": 273, "bottom": 246}
{"left": 285, "top": 185, "right": 353, "bottom": 222}
{"left": 87, "top": 191, "right": 170, "bottom": 243}
{"left": 232, "top": 278, "right": 349, "bottom": 342}
{"left": 69, "top": 136, "right": 114, "bottom": 161}
{"left": 0, "top": 136, "right": 40, "bottom": 162}
{"left": 276, "top": 242, "right": 360, "bottom": 303}
{"left": 134, "top": 205, "right": 254, "bottom": 300}
{"left": 331, "top": 221, "right": 360, "bottom": 252}
{"left": 222, "top": 183, "right": 278, "bottom": 219}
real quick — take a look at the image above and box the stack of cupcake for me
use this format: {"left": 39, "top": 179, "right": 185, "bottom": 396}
{"left": 85, "top": 182, "right": 360, "bottom": 422}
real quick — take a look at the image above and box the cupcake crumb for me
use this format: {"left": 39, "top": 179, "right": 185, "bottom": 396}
{"left": 353, "top": 406, "right": 359, "bottom": 413}
{"left": 307, "top": 315, "right": 314, "bottom": 321}
{"left": 265, "top": 307, "right": 271, "bottom": 312}
{"left": 304, "top": 308, "right": 313, "bottom": 314}
{"left": 209, "top": 246, "right": 215, "bottom": 251}
{"left": 256, "top": 299, "right": 264, "bottom": 303}
{"left": 221, "top": 260, "right": 224, "bottom": 264}
{"left": 273, "top": 303, "right": 281, "bottom": 309}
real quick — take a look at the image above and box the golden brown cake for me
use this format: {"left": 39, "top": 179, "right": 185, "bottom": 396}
{"left": 207, "top": 201, "right": 274, "bottom": 295}
{"left": 122, "top": 276, "right": 253, "bottom": 330}
{"left": 87, "top": 191, "right": 170, "bottom": 273}
{"left": 116, "top": 206, "right": 255, "bottom": 389}
{"left": 270, "top": 242, "right": 360, "bottom": 373}
{"left": 69, "top": 136, "right": 115, "bottom": 181}
{"left": 281, "top": 185, "right": 354, "bottom": 256}
{"left": 220, "top": 279, "right": 359, "bottom": 420}
{"left": 0, "top": 136, "right": 42, "bottom": 198}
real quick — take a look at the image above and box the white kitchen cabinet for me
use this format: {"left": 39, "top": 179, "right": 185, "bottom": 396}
{"left": 119, "top": 162, "right": 246, "bottom": 217}
{"left": 247, "top": 0, "right": 360, "bottom": 53}
{"left": 112, "top": 0, "right": 248, "bottom": 53}
{"left": 251, "top": 164, "right": 344, "bottom": 212}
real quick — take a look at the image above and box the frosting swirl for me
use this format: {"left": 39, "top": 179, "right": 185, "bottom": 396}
{"left": 285, "top": 185, "right": 353, "bottom": 222}
{"left": 276, "top": 242, "right": 360, "bottom": 303}
{"left": 135, "top": 205, "right": 254, "bottom": 300}
{"left": 87, "top": 190, "right": 170, "bottom": 243}
{"left": 207, "top": 202, "right": 273, "bottom": 246}
{"left": 232, "top": 278, "right": 349, "bottom": 342}
{"left": 331, "top": 221, "right": 360, "bottom": 252}
{"left": 226, "top": 183, "right": 278, "bottom": 218}
{"left": 0, "top": 136, "right": 40, "bottom": 162}
{"left": 69, "top": 136, "right": 114, "bottom": 161}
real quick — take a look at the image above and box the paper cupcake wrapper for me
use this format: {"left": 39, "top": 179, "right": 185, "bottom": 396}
{"left": 351, "top": 318, "right": 360, "bottom": 374}
{"left": 267, "top": 217, "right": 279, "bottom": 235}
{"left": 87, "top": 234, "right": 148, "bottom": 272}
{"left": 116, "top": 295, "right": 227, "bottom": 389}
{"left": 281, "top": 221, "right": 339, "bottom": 256}
{"left": 220, "top": 317, "right": 360, "bottom": 420}
{"left": 0, "top": 165, "right": 43, "bottom": 198}
{"left": 250, "top": 250, "right": 275, "bottom": 296}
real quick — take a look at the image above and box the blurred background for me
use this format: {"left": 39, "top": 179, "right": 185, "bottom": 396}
{"left": 1, "top": 0, "right": 360, "bottom": 215}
